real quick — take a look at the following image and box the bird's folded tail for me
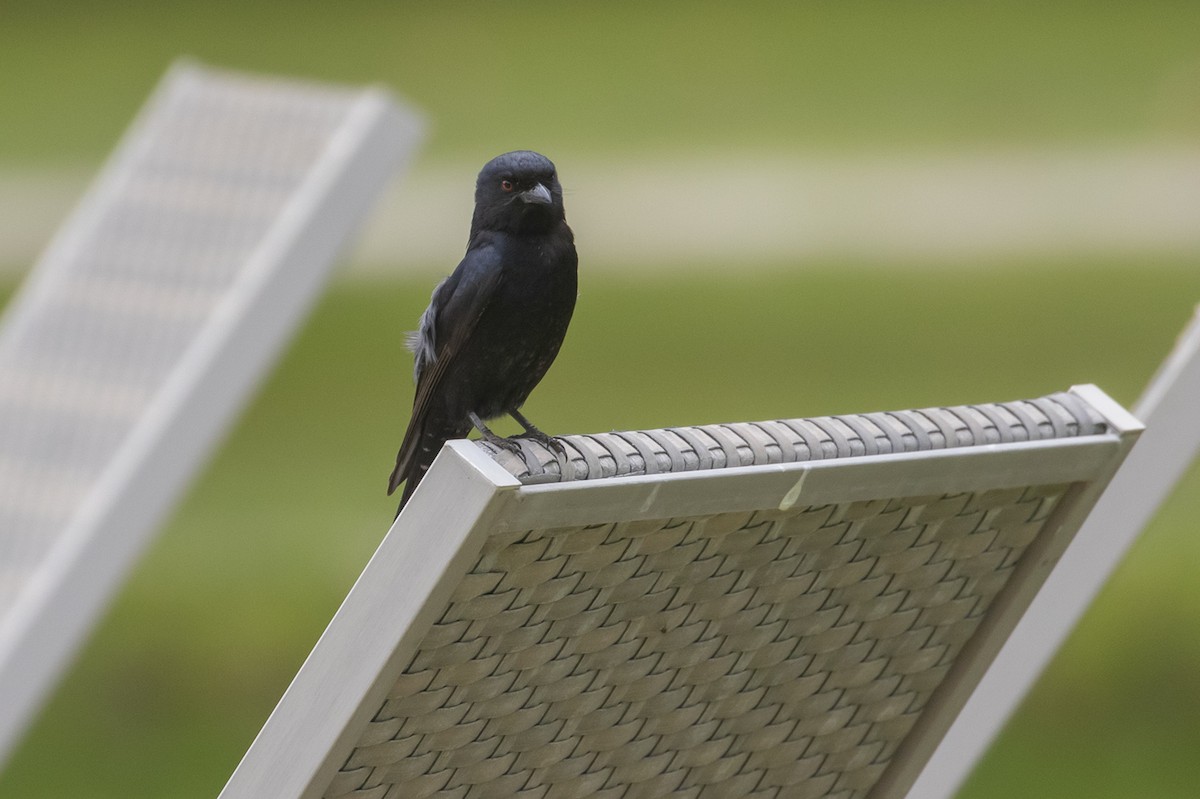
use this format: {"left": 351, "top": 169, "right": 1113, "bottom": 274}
{"left": 389, "top": 409, "right": 471, "bottom": 517}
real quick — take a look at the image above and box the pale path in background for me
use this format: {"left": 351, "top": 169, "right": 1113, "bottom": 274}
{"left": 2, "top": 146, "right": 1200, "bottom": 276}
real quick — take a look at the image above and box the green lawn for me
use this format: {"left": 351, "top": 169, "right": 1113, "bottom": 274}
{"left": 1, "top": 259, "right": 1198, "bottom": 797}
{"left": 2, "top": 0, "right": 1199, "bottom": 794}
{"left": 2, "top": 1, "right": 1200, "bottom": 164}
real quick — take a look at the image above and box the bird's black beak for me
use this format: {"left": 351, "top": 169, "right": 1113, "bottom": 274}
{"left": 519, "top": 183, "right": 553, "bottom": 205}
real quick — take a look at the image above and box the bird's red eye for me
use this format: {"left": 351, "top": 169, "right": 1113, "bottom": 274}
{"left": 500, "top": 179, "right": 514, "bottom": 192}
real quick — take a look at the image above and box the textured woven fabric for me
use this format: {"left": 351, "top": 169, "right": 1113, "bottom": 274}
{"left": 319, "top": 393, "right": 1103, "bottom": 798}
{"left": 477, "top": 393, "right": 1105, "bottom": 484}
{"left": 0, "top": 68, "right": 366, "bottom": 613}
{"left": 327, "top": 487, "right": 1066, "bottom": 799}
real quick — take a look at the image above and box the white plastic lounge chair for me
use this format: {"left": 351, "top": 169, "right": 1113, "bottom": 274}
{"left": 910, "top": 306, "right": 1200, "bottom": 799}
{"left": 0, "top": 61, "right": 423, "bottom": 764}
{"left": 219, "top": 385, "right": 1140, "bottom": 799}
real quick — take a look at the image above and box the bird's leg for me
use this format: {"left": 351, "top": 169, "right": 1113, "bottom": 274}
{"left": 510, "top": 409, "right": 567, "bottom": 457}
{"left": 469, "top": 411, "right": 524, "bottom": 455}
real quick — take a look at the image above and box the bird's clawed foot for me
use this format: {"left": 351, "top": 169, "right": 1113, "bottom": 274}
{"left": 469, "top": 411, "right": 525, "bottom": 456}
{"left": 516, "top": 429, "right": 567, "bottom": 457}
{"left": 510, "top": 410, "right": 567, "bottom": 457}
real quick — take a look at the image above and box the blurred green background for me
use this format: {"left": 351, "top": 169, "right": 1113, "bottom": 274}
{"left": 2, "top": 2, "right": 1199, "bottom": 797}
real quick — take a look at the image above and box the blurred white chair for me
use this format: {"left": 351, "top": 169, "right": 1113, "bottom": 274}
{"left": 911, "top": 306, "right": 1200, "bottom": 799}
{"left": 220, "top": 386, "right": 1139, "bottom": 799}
{"left": 0, "top": 60, "right": 423, "bottom": 764}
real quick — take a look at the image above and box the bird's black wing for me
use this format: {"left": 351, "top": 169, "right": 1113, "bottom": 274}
{"left": 388, "top": 241, "right": 505, "bottom": 495}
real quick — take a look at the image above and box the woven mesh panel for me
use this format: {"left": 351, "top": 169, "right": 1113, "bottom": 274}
{"left": 0, "top": 68, "right": 364, "bottom": 612}
{"left": 479, "top": 394, "right": 1106, "bottom": 485}
{"left": 325, "top": 484, "right": 1068, "bottom": 799}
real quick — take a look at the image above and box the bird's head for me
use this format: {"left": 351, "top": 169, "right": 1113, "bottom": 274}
{"left": 472, "top": 150, "right": 566, "bottom": 235}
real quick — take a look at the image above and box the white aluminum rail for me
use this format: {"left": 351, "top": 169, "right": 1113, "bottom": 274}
{"left": 909, "top": 307, "right": 1200, "bottom": 799}
{"left": 0, "top": 61, "right": 423, "bottom": 764}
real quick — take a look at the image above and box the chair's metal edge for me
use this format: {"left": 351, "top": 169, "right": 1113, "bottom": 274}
{"left": 494, "top": 386, "right": 1136, "bottom": 532}
{"left": 0, "top": 66, "right": 425, "bottom": 765}
{"left": 498, "top": 435, "right": 1124, "bottom": 532}
{"left": 873, "top": 385, "right": 1143, "bottom": 799}
{"left": 907, "top": 338, "right": 1197, "bottom": 798}
{"left": 1136, "top": 304, "right": 1200, "bottom": 419}
{"left": 478, "top": 391, "right": 1111, "bottom": 488}
{"left": 0, "top": 63, "right": 190, "bottom": 353}
{"left": 0, "top": 63, "right": 214, "bottom": 762}
{"left": 218, "top": 443, "right": 517, "bottom": 799}
{"left": 1071, "top": 382, "right": 1142, "bottom": 435}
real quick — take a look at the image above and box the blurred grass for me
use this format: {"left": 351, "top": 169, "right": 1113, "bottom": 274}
{"left": 1, "top": 259, "right": 1198, "bottom": 797}
{"left": 3, "top": 0, "right": 1200, "bottom": 795}
{"left": 3, "top": 1, "right": 1200, "bottom": 164}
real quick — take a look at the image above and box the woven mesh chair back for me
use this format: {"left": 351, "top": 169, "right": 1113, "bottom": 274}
{"left": 222, "top": 388, "right": 1139, "bottom": 799}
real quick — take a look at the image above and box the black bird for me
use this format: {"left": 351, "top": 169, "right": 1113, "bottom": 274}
{"left": 388, "top": 151, "right": 578, "bottom": 514}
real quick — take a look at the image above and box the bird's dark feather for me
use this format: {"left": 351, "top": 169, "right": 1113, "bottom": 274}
{"left": 389, "top": 248, "right": 504, "bottom": 493}
{"left": 388, "top": 151, "right": 578, "bottom": 512}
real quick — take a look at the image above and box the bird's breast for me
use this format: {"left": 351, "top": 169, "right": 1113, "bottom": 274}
{"left": 447, "top": 232, "right": 576, "bottom": 416}
{"left": 495, "top": 233, "right": 577, "bottom": 308}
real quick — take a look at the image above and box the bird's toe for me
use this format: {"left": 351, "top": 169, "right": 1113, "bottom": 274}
{"left": 491, "top": 435, "right": 526, "bottom": 456}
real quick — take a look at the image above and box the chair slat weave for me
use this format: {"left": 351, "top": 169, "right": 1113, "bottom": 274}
{"left": 0, "top": 61, "right": 421, "bottom": 764}
{"left": 0, "top": 65, "right": 411, "bottom": 611}
{"left": 478, "top": 392, "right": 1106, "bottom": 483}
{"left": 1, "top": 69, "right": 352, "bottom": 602}
{"left": 318, "top": 393, "right": 1110, "bottom": 799}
